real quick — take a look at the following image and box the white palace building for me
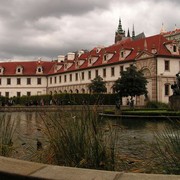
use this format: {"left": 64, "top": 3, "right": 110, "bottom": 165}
{"left": 0, "top": 20, "right": 180, "bottom": 106}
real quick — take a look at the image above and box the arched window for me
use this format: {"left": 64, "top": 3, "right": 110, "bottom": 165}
{"left": 16, "top": 66, "right": 23, "bottom": 74}
{"left": 82, "top": 88, "right": 85, "bottom": 93}
{"left": 36, "top": 66, "right": 43, "bottom": 74}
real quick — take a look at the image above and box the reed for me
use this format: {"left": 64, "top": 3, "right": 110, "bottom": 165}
{"left": 40, "top": 105, "right": 117, "bottom": 170}
{"left": 151, "top": 120, "right": 180, "bottom": 174}
{"left": 0, "top": 115, "right": 16, "bottom": 157}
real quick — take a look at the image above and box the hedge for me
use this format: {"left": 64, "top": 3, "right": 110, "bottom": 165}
{"left": 0, "top": 93, "right": 118, "bottom": 106}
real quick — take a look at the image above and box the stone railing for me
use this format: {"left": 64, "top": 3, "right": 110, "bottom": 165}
{"left": 0, "top": 156, "right": 179, "bottom": 180}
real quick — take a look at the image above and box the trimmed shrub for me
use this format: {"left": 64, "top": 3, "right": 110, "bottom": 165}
{"left": 145, "top": 101, "right": 169, "bottom": 109}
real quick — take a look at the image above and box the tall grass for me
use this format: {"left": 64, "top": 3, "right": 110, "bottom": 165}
{"left": 40, "top": 106, "right": 117, "bottom": 170}
{"left": 0, "top": 115, "right": 16, "bottom": 157}
{"left": 151, "top": 120, "right": 180, "bottom": 174}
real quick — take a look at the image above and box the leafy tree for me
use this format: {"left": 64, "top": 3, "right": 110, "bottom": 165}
{"left": 88, "top": 75, "right": 107, "bottom": 93}
{"left": 113, "top": 65, "right": 148, "bottom": 99}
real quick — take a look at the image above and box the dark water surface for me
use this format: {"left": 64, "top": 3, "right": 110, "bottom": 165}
{"left": 1, "top": 111, "right": 179, "bottom": 171}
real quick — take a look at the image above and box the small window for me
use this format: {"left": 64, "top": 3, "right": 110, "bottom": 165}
{"left": 121, "top": 51, "right": 124, "bottom": 58}
{"left": 5, "top": 92, "right": 9, "bottom": 98}
{"left": 69, "top": 74, "right": 72, "bottom": 82}
{"left": 54, "top": 76, "right": 57, "bottom": 84}
{"left": 17, "top": 78, "right": 21, "bottom": 85}
{"left": 38, "top": 67, "right": 42, "bottom": 73}
{"left": 59, "top": 76, "right": 61, "bottom": 83}
{"left": 27, "top": 92, "right": 31, "bottom": 97}
{"left": 17, "top": 92, "right": 21, "bottom": 97}
{"left": 16, "top": 66, "right": 23, "bottom": 74}
{"left": 50, "top": 77, "right": 52, "bottom": 84}
{"left": 17, "top": 68, "right": 21, "bottom": 73}
{"left": 111, "top": 67, "right": 115, "bottom": 77}
{"left": 36, "top": 66, "right": 43, "bottom": 74}
{"left": 165, "top": 84, "right": 169, "bottom": 96}
{"left": 103, "top": 68, "right": 106, "bottom": 77}
{"left": 95, "top": 70, "right": 98, "bottom": 77}
{"left": 64, "top": 75, "right": 67, "bottom": 82}
{"left": 165, "top": 60, "right": 170, "bottom": 71}
{"left": 120, "top": 65, "right": 124, "bottom": 72}
{"left": 75, "top": 73, "right": 78, "bottom": 81}
{"left": 104, "top": 54, "right": 107, "bottom": 61}
{"left": 82, "top": 72, "right": 84, "bottom": 80}
{"left": 0, "top": 78, "right": 1, "bottom": 85}
{"left": 88, "top": 71, "right": 91, "bottom": 79}
{"left": 7, "top": 78, "right": 11, "bottom": 85}
{"left": 27, "top": 78, "right": 31, "bottom": 85}
{"left": 173, "top": 45, "right": 177, "bottom": 52}
{"left": 37, "top": 78, "right": 41, "bottom": 85}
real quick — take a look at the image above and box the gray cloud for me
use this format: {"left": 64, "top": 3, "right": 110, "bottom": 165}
{"left": 0, "top": 0, "right": 179, "bottom": 60}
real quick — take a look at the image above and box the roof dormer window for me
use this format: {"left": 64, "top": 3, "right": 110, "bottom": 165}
{"left": 0, "top": 67, "right": 4, "bottom": 75}
{"left": 104, "top": 54, "right": 107, "bottom": 61}
{"left": 173, "top": 45, "right": 177, "bottom": 52}
{"left": 64, "top": 63, "right": 67, "bottom": 70}
{"left": 16, "top": 66, "right": 23, "bottom": 74}
{"left": 121, "top": 51, "right": 124, "bottom": 58}
{"left": 36, "top": 66, "right": 43, "bottom": 74}
{"left": 89, "top": 58, "right": 92, "bottom": 65}
{"left": 76, "top": 61, "right": 79, "bottom": 68}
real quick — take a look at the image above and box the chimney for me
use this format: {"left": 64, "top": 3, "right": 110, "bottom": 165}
{"left": 58, "top": 55, "right": 65, "bottom": 62}
{"left": 67, "top": 52, "right": 75, "bottom": 60}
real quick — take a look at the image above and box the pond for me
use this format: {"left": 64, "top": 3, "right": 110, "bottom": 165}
{"left": 0, "top": 111, "right": 179, "bottom": 173}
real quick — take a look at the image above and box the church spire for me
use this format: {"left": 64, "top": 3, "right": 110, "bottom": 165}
{"left": 115, "top": 18, "right": 125, "bottom": 43}
{"left": 127, "top": 28, "right": 130, "bottom": 37}
{"left": 117, "top": 18, "right": 124, "bottom": 34}
{"left": 132, "top": 24, "right": 135, "bottom": 39}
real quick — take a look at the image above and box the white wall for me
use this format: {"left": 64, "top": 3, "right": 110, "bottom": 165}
{"left": 0, "top": 76, "right": 47, "bottom": 97}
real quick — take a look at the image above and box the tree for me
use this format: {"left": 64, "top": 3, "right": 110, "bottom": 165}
{"left": 88, "top": 75, "right": 107, "bottom": 93}
{"left": 113, "top": 65, "right": 148, "bottom": 100}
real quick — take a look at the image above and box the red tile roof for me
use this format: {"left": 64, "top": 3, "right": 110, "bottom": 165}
{"left": 0, "top": 61, "right": 55, "bottom": 76}
{"left": 0, "top": 34, "right": 179, "bottom": 76}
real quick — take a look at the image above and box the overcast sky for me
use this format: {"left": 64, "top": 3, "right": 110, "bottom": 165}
{"left": 0, "top": 0, "right": 179, "bottom": 61}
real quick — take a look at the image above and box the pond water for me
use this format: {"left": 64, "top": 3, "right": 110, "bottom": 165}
{"left": 0, "top": 111, "right": 179, "bottom": 172}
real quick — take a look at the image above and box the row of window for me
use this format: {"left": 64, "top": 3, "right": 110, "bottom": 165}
{"left": 0, "top": 91, "right": 31, "bottom": 98}
{"left": 0, "top": 77, "right": 42, "bottom": 85}
{"left": 49, "top": 66, "right": 124, "bottom": 84}
{"left": 0, "top": 83, "right": 171, "bottom": 98}
{"left": 0, "top": 66, "right": 43, "bottom": 75}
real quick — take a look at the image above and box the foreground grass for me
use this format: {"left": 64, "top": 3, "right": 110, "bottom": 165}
{"left": 0, "top": 115, "right": 16, "bottom": 157}
{"left": 39, "top": 106, "right": 117, "bottom": 170}
{"left": 150, "top": 120, "right": 180, "bottom": 175}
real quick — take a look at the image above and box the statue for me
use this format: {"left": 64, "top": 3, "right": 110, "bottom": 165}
{"left": 171, "top": 72, "right": 180, "bottom": 95}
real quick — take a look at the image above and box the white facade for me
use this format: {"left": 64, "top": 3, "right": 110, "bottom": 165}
{"left": 0, "top": 76, "right": 47, "bottom": 97}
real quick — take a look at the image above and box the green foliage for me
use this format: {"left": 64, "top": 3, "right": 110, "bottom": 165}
{"left": 113, "top": 65, "right": 148, "bottom": 98}
{"left": 3, "top": 94, "right": 117, "bottom": 105}
{"left": 40, "top": 108, "right": 117, "bottom": 170}
{"left": 151, "top": 121, "right": 180, "bottom": 174}
{"left": 88, "top": 76, "right": 107, "bottom": 94}
{"left": 145, "top": 101, "right": 169, "bottom": 109}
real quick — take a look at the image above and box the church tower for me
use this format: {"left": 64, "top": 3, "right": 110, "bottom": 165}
{"left": 115, "top": 18, "right": 125, "bottom": 43}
